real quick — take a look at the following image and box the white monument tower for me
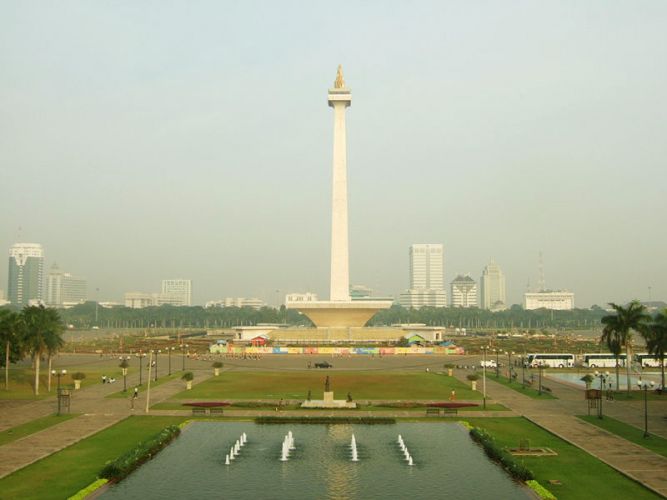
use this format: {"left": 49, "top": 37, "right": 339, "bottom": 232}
{"left": 329, "top": 65, "right": 351, "bottom": 302}
{"left": 288, "top": 66, "right": 391, "bottom": 328}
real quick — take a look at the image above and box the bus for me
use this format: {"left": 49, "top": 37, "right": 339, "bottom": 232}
{"left": 582, "top": 353, "right": 627, "bottom": 368}
{"left": 526, "top": 353, "right": 575, "bottom": 368}
{"left": 635, "top": 353, "right": 666, "bottom": 368}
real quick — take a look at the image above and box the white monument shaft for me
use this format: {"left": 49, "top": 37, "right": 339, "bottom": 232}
{"left": 329, "top": 86, "right": 351, "bottom": 302}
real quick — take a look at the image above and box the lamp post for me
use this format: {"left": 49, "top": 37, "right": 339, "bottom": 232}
{"left": 51, "top": 369, "right": 67, "bottom": 415}
{"left": 119, "top": 356, "right": 130, "bottom": 392}
{"left": 637, "top": 380, "right": 655, "bottom": 437}
{"left": 538, "top": 362, "right": 544, "bottom": 395}
{"left": 506, "top": 351, "right": 515, "bottom": 383}
{"left": 168, "top": 347, "right": 175, "bottom": 376}
{"left": 137, "top": 352, "right": 146, "bottom": 386}
{"left": 494, "top": 349, "right": 500, "bottom": 378}
{"left": 481, "top": 346, "right": 488, "bottom": 410}
{"left": 594, "top": 371, "right": 610, "bottom": 419}
{"left": 521, "top": 354, "right": 526, "bottom": 388}
{"left": 182, "top": 344, "right": 188, "bottom": 371}
{"left": 154, "top": 350, "right": 161, "bottom": 382}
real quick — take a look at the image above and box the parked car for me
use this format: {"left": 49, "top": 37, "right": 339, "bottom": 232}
{"left": 314, "top": 361, "right": 333, "bottom": 368}
{"left": 479, "top": 360, "right": 497, "bottom": 368}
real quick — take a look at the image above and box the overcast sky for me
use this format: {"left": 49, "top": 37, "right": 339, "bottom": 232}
{"left": 1, "top": 1, "right": 665, "bottom": 307}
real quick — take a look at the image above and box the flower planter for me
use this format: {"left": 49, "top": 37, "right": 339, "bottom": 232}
{"left": 186, "top": 381, "right": 192, "bottom": 390}
{"left": 471, "top": 381, "right": 477, "bottom": 391}
{"left": 214, "top": 368, "right": 220, "bottom": 376}
{"left": 74, "top": 380, "right": 82, "bottom": 390}
{"left": 447, "top": 368, "right": 453, "bottom": 377}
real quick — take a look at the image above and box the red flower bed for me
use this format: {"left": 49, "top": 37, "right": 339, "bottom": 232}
{"left": 182, "top": 402, "right": 231, "bottom": 408}
{"left": 427, "top": 402, "right": 479, "bottom": 408}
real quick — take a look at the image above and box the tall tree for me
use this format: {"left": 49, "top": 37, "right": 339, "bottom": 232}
{"left": 600, "top": 329, "right": 622, "bottom": 391}
{"left": 22, "top": 306, "right": 65, "bottom": 396}
{"left": 600, "top": 301, "right": 651, "bottom": 395}
{"left": 0, "top": 310, "right": 25, "bottom": 391}
{"left": 643, "top": 309, "right": 667, "bottom": 391}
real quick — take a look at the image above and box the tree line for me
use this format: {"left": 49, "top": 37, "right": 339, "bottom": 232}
{"left": 0, "top": 306, "right": 65, "bottom": 395}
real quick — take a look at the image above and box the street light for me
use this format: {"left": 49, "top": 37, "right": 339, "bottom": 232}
{"left": 538, "top": 362, "right": 544, "bottom": 396}
{"left": 521, "top": 354, "right": 526, "bottom": 389}
{"left": 167, "top": 346, "right": 175, "bottom": 376}
{"left": 506, "top": 351, "right": 515, "bottom": 383}
{"left": 481, "top": 346, "right": 488, "bottom": 410}
{"left": 51, "top": 369, "right": 67, "bottom": 415}
{"left": 137, "top": 352, "right": 146, "bottom": 386}
{"left": 119, "top": 356, "right": 130, "bottom": 392}
{"left": 594, "top": 371, "right": 610, "bottom": 419}
{"left": 494, "top": 349, "right": 500, "bottom": 378}
{"left": 154, "top": 349, "right": 161, "bottom": 382}
{"left": 182, "top": 344, "right": 189, "bottom": 371}
{"left": 637, "top": 380, "right": 655, "bottom": 437}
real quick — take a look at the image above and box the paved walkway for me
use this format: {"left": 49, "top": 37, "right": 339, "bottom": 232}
{"left": 462, "top": 371, "right": 667, "bottom": 498}
{"left": 0, "top": 367, "right": 211, "bottom": 480}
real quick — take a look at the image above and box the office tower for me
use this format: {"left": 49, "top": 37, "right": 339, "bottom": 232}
{"left": 8, "top": 243, "right": 44, "bottom": 306}
{"left": 450, "top": 274, "right": 478, "bottom": 308}
{"left": 480, "top": 260, "right": 506, "bottom": 310}
{"left": 46, "top": 263, "right": 87, "bottom": 306}
{"left": 399, "top": 244, "right": 447, "bottom": 309}
{"left": 161, "top": 279, "right": 192, "bottom": 306}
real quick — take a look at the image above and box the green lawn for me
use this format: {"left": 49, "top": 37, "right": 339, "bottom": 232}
{"left": 0, "top": 416, "right": 187, "bottom": 500}
{"left": 480, "top": 372, "right": 558, "bottom": 399}
{"left": 577, "top": 415, "right": 667, "bottom": 457}
{"left": 0, "top": 368, "right": 103, "bottom": 400}
{"left": 607, "top": 391, "right": 666, "bottom": 401}
{"left": 0, "top": 414, "right": 77, "bottom": 446}
{"left": 105, "top": 372, "right": 181, "bottom": 398}
{"left": 465, "top": 417, "right": 659, "bottom": 500}
{"left": 168, "top": 371, "right": 481, "bottom": 401}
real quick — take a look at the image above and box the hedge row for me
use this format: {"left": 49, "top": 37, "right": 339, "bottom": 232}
{"left": 100, "top": 425, "right": 181, "bottom": 481}
{"left": 469, "top": 427, "right": 535, "bottom": 481}
{"left": 67, "top": 479, "right": 108, "bottom": 500}
{"left": 255, "top": 416, "right": 396, "bottom": 424}
{"left": 526, "top": 480, "right": 557, "bottom": 499}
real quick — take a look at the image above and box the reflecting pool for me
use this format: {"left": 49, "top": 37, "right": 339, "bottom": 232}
{"left": 101, "top": 422, "right": 530, "bottom": 500}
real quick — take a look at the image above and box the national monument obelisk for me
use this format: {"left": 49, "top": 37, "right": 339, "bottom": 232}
{"left": 287, "top": 66, "right": 391, "bottom": 328}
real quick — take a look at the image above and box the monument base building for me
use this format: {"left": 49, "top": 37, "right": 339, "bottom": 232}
{"left": 524, "top": 291, "right": 575, "bottom": 310}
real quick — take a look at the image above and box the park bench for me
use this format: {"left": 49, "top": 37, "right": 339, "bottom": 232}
{"left": 426, "top": 408, "right": 441, "bottom": 416}
{"left": 210, "top": 408, "right": 224, "bottom": 416}
{"left": 442, "top": 408, "right": 458, "bottom": 416}
{"left": 192, "top": 408, "right": 207, "bottom": 416}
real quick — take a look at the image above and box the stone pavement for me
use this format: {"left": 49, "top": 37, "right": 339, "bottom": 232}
{"left": 462, "top": 371, "right": 667, "bottom": 498}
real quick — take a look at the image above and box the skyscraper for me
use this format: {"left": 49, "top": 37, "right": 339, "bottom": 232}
{"left": 451, "top": 274, "right": 478, "bottom": 308}
{"left": 399, "top": 244, "right": 447, "bottom": 308}
{"left": 8, "top": 243, "right": 44, "bottom": 307}
{"left": 480, "top": 260, "right": 506, "bottom": 310}
{"left": 161, "top": 279, "right": 192, "bottom": 306}
{"left": 46, "top": 263, "right": 87, "bottom": 306}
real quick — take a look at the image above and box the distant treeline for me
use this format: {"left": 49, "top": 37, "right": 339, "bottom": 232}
{"left": 1, "top": 302, "right": 609, "bottom": 330}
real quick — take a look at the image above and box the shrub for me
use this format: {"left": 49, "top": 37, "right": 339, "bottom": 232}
{"left": 526, "top": 480, "right": 557, "bottom": 499}
{"left": 99, "top": 426, "right": 180, "bottom": 482}
{"left": 469, "top": 427, "right": 534, "bottom": 481}
{"left": 212, "top": 361, "right": 224, "bottom": 368}
{"left": 443, "top": 363, "right": 455, "bottom": 369}
{"left": 181, "top": 371, "right": 194, "bottom": 381}
{"left": 466, "top": 374, "right": 479, "bottom": 381}
{"left": 71, "top": 372, "right": 86, "bottom": 381}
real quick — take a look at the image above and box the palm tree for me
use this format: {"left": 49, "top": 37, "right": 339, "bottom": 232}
{"left": 22, "top": 306, "right": 65, "bottom": 396}
{"left": 600, "top": 329, "right": 622, "bottom": 391}
{"left": 0, "top": 310, "right": 25, "bottom": 391}
{"left": 643, "top": 309, "right": 667, "bottom": 391}
{"left": 600, "top": 301, "right": 651, "bottom": 395}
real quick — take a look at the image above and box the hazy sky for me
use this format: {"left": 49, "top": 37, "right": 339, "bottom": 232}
{"left": 1, "top": 1, "right": 666, "bottom": 307}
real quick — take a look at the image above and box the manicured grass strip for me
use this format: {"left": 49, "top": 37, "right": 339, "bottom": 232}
{"left": 480, "top": 373, "right": 557, "bottom": 399}
{"left": 464, "top": 417, "right": 659, "bottom": 500}
{"left": 169, "top": 371, "right": 482, "bottom": 400}
{"left": 0, "top": 416, "right": 186, "bottom": 500}
{"left": 0, "top": 414, "right": 77, "bottom": 446}
{"left": 0, "top": 368, "right": 104, "bottom": 400}
{"left": 105, "top": 372, "right": 182, "bottom": 398}
{"left": 577, "top": 415, "right": 667, "bottom": 458}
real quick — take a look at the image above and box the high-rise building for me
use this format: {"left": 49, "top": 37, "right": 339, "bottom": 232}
{"left": 8, "top": 243, "right": 44, "bottom": 306}
{"left": 205, "top": 298, "right": 264, "bottom": 310}
{"left": 451, "top": 274, "right": 478, "bottom": 308}
{"left": 399, "top": 244, "right": 447, "bottom": 309}
{"left": 46, "top": 263, "right": 87, "bottom": 306}
{"left": 161, "top": 279, "right": 192, "bottom": 306}
{"left": 480, "top": 260, "right": 506, "bottom": 311}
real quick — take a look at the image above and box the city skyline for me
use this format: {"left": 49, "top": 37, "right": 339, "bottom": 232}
{"left": 2, "top": 3, "right": 665, "bottom": 307}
